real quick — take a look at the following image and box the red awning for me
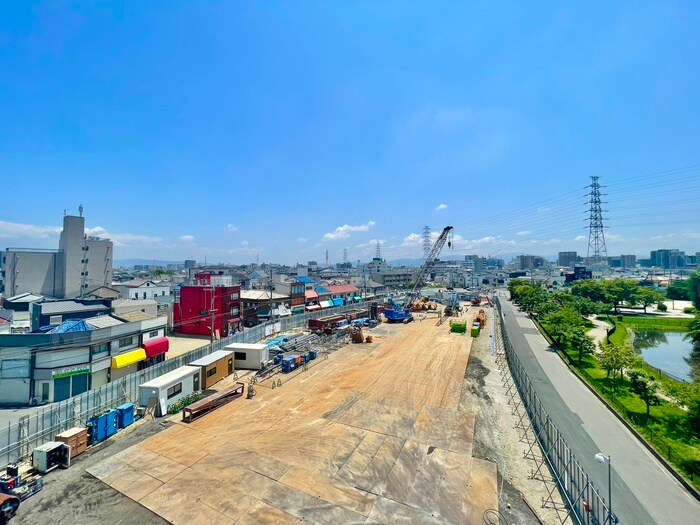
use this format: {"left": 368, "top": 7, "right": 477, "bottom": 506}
{"left": 305, "top": 305, "right": 321, "bottom": 311}
{"left": 142, "top": 337, "right": 169, "bottom": 358}
{"left": 305, "top": 290, "right": 319, "bottom": 299}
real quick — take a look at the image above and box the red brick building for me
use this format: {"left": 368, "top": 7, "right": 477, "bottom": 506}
{"left": 173, "top": 283, "right": 241, "bottom": 338}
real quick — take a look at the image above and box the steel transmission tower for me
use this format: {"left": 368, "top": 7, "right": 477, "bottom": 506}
{"left": 586, "top": 176, "right": 608, "bottom": 271}
{"left": 422, "top": 226, "right": 432, "bottom": 259}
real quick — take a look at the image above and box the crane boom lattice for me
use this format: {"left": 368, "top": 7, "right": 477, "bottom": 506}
{"left": 403, "top": 226, "right": 453, "bottom": 308}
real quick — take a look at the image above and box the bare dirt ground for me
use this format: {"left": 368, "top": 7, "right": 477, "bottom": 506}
{"left": 460, "top": 305, "right": 564, "bottom": 525}
{"left": 87, "top": 314, "right": 499, "bottom": 524}
{"left": 13, "top": 308, "right": 563, "bottom": 525}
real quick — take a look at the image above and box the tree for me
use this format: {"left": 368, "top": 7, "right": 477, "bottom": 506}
{"left": 598, "top": 344, "right": 638, "bottom": 390}
{"left": 571, "top": 329, "right": 596, "bottom": 366}
{"left": 628, "top": 370, "right": 662, "bottom": 421}
{"left": 543, "top": 307, "right": 585, "bottom": 349}
{"left": 632, "top": 287, "right": 665, "bottom": 314}
{"left": 667, "top": 280, "right": 690, "bottom": 301}
{"left": 571, "top": 280, "right": 610, "bottom": 304}
{"left": 687, "top": 314, "right": 700, "bottom": 345}
{"left": 688, "top": 270, "right": 700, "bottom": 310}
{"left": 604, "top": 279, "right": 639, "bottom": 312}
{"left": 687, "top": 393, "right": 700, "bottom": 437}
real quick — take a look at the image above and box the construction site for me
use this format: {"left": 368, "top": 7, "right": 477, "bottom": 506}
{"left": 6, "top": 226, "right": 561, "bottom": 524}
{"left": 81, "top": 308, "right": 513, "bottom": 524}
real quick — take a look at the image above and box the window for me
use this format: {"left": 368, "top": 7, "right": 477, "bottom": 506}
{"left": 149, "top": 330, "right": 159, "bottom": 338}
{"left": 119, "top": 336, "right": 134, "bottom": 348}
{"left": 143, "top": 292, "right": 146, "bottom": 299}
{"left": 166, "top": 383, "right": 182, "bottom": 399}
{"left": 91, "top": 343, "right": 110, "bottom": 356}
{"left": 207, "top": 367, "right": 217, "bottom": 378}
{"left": 230, "top": 292, "right": 239, "bottom": 300}
{"left": 234, "top": 352, "right": 247, "bottom": 360}
{"left": 230, "top": 307, "right": 239, "bottom": 316}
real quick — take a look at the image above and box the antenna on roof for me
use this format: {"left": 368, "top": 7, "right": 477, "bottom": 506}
{"left": 79, "top": 204, "right": 84, "bottom": 217}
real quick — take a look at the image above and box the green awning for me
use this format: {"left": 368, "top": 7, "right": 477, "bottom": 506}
{"left": 353, "top": 295, "right": 362, "bottom": 302}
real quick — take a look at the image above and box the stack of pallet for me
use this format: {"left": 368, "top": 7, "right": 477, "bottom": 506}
{"left": 55, "top": 427, "right": 88, "bottom": 459}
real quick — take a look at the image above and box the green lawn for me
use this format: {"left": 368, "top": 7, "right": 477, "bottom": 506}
{"left": 598, "top": 315, "right": 693, "bottom": 332}
{"left": 537, "top": 318, "right": 700, "bottom": 489}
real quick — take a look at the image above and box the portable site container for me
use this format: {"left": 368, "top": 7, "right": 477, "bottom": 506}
{"left": 116, "top": 402, "right": 135, "bottom": 429}
{"left": 189, "top": 350, "right": 235, "bottom": 389}
{"left": 87, "top": 409, "right": 118, "bottom": 445}
{"left": 138, "top": 365, "right": 201, "bottom": 416}
{"left": 33, "top": 442, "right": 70, "bottom": 474}
{"left": 224, "top": 342, "right": 269, "bottom": 370}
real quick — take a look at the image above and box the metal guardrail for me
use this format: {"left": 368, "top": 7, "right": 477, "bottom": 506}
{"left": 494, "top": 296, "right": 615, "bottom": 525}
{"left": 0, "top": 302, "right": 370, "bottom": 467}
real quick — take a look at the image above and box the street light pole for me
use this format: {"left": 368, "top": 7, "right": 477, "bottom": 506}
{"left": 595, "top": 452, "right": 612, "bottom": 525}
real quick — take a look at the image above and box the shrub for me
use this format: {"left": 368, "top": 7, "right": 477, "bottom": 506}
{"left": 657, "top": 303, "right": 668, "bottom": 312}
{"left": 617, "top": 315, "right": 623, "bottom": 321}
{"left": 684, "top": 307, "right": 697, "bottom": 314}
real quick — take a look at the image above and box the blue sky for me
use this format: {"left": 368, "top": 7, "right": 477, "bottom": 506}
{"left": 1, "top": 2, "right": 699, "bottom": 265}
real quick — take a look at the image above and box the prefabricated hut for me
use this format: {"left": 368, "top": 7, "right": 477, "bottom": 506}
{"left": 224, "top": 342, "right": 269, "bottom": 370}
{"left": 188, "top": 350, "right": 234, "bottom": 389}
{"left": 138, "top": 365, "right": 200, "bottom": 416}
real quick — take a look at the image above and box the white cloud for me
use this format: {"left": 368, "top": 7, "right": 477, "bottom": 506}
{"left": 0, "top": 220, "right": 62, "bottom": 239}
{"left": 323, "top": 220, "right": 376, "bottom": 241}
{"left": 179, "top": 235, "right": 195, "bottom": 243}
{"left": 297, "top": 237, "right": 308, "bottom": 243}
{"left": 85, "top": 226, "right": 108, "bottom": 236}
{"left": 517, "top": 230, "right": 532, "bottom": 236}
{"left": 227, "top": 246, "right": 262, "bottom": 256}
{"left": 241, "top": 240, "right": 249, "bottom": 246}
{"left": 435, "top": 203, "right": 448, "bottom": 211}
{"left": 108, "top": 233, "right": 163, "bottom": 247}
{"left": 574, "top": 235, "right": 587, "bottom": 242}
{"left": 537, "top": 207, "right": 550, "bottom": 212}
{"left": 226, "top": 224, "right": 238, "bottom": 232}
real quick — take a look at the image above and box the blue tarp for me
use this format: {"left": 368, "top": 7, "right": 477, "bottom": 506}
{"left": 296, "top": 276, "right": 315, "bottom": 283}
{"left": 48, "top": 319, "right": 96, "bottom": 334}
{"left": 315, "top": 285, "right": 330, "bottom": 294}
{"left": 332, "top": 298, "right": 344, "bottom": 306}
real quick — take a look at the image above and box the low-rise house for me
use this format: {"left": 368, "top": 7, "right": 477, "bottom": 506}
{"left": 0, "top": 314, "right": 168, "bottom": 405}
{"left": 240, "top": 290, "right": 289, "bottom": 327}
{"left": 325, "top": 284, "right": 361, "bottom": 306}
{"left": 114, "top": 280, "right": 171, "bottom": 300}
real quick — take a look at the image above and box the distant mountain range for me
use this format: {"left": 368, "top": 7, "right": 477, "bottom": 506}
{"left": 114, "top": 259, "right": 184, "bottom": 268}
{"left": 389, "top": 253, "right": 558, "bottom": 267}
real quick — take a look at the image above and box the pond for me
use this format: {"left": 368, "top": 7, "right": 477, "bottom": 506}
{"left": 633, "top": 330, "right": 698, "bottom": 383}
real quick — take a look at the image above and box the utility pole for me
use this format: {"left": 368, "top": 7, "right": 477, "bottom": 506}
{"left": 209, "top": 285, "right": 216, "bottom": 343}
{"left": 269, "top": 265, "right": 275, "bottom": 333}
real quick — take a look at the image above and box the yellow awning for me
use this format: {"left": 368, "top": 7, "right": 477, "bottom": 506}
{"left": 111, "top": 348, "right": 147, "bottom": 369}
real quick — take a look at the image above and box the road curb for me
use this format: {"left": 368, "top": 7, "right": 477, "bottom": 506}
{"left": 529, "top": 315, "right": 700, "bottom": 503}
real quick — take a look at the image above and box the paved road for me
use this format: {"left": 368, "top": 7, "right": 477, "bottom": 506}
{"left": 499, "top": 293, "right": 700, "bottom": 525}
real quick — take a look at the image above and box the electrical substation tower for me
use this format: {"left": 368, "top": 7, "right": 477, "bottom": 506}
{"left": 586, "top": 176, "right": 608, "bottom": 272}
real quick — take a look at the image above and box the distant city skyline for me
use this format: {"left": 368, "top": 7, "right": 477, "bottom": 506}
{"left": 1, "top": 3, "right": 699, "bottom": 264}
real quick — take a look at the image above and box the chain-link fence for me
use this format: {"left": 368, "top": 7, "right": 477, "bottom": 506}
{"left": 495, "top": 296, "right": 615, "bottom": 525}
{"left": 0, "top": 302, "right": 369, "bottom": 467}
